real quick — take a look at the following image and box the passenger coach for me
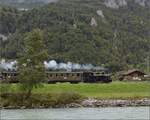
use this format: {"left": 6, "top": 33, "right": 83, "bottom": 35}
{"left": 0, "top": 71, "right": 112, "bottom": 83}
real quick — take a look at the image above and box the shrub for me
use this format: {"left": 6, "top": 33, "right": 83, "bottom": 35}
{"left": 0, "top": 92, "right": 84, "bottom": 108}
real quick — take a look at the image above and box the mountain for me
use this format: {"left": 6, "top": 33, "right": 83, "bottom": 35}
{"left": 0, "top": 0, "right": 58, "bottom": 4}
{"left": 0, "top": 0, "right": 150, "bottom": 9}
{"left": 0, "top": 0, "right": 150, "bottom": 72}
{"left": 0, "top": 0, "right": 58, "bottom": 9}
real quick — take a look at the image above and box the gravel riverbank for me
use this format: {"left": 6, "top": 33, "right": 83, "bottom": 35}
{"left": 80, "top": 98, "right": 150, "bottom": 107}
{"left": 1, "top": 98, "right": 150, "bottom": 109}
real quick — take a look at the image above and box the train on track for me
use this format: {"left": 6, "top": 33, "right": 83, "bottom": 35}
{"left": 0, "top": 71, "right": 112, "bottom": 83}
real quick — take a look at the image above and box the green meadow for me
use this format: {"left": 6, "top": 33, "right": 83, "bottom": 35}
{"left": 2, "top": 81, "right": 150, "bottom": 99}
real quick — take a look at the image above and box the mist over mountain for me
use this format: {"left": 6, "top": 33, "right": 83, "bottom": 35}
{"left": 0, "top": 0, "right": 150, "bottom": 8}
{"left": 0, "top": 0, "right": 58, "bottom": 3}
{"left": 0, "top": 0, "right": 150, "bottom": 72}
{"left": 0, "top": 0, "right": 59, "bottom": 8}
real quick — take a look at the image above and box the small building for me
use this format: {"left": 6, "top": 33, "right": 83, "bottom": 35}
{"left": 144, "top": 74, "right": 150, "bottom": 81}
{"left": 118, "top": 69, "right": 146, "bottom": 81}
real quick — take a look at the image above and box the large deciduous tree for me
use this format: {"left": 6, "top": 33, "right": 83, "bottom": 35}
{"left": 18, "top": 29, "right": 48, "bottom": 99}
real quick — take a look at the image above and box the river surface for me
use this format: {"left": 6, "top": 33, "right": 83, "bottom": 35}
{"left": 0, "top": 107, "right": 149, "bottom": 120}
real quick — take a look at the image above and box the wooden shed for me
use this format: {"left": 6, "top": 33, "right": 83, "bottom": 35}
{"left": 118, "top": 69, "right": 146, "bottom": 81}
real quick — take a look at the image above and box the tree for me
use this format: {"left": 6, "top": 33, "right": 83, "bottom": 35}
{"left": 18, "top": 29, "right": 48, "bottom": 99}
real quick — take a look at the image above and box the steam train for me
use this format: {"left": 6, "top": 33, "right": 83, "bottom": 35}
{"left": 0, "top": 71, "right": 112, "bottom": 83}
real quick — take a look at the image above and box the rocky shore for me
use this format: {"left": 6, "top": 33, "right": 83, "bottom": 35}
{"left": 79, "top": 98, "right": 150, "bottom": 108}
{"left": 1, "top": 98, "right": 150, "bottom": 109}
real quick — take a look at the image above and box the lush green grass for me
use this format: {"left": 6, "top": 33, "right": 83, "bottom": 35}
{"left": 1, "top": 81, "right": 149, "bottom": 99}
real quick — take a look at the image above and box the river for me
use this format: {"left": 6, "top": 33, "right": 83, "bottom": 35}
{"left": 1, "top": 107, "right": 149, "bottom": 120}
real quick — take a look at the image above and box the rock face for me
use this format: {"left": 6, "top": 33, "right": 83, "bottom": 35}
{"left": 90, "top": 17, "right": 98, "bottom": 27}
{"left": 117, "top": 0, "right": 127, "bottom": 6}
{"left": 135, "top": 0, "right": 147, "bottom": 6}
{"left": 135, "top": 0, "right": 150, "bottom": 7}
{"left": 104, "top": 0, "right": 150, "bottom": 8}
{"left": 104, "top": 0, "right": 127, "bottom": 9}
{"left": 97, "top": 10, "right": 105, "bottom": 18}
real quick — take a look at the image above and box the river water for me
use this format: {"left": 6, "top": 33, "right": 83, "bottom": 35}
{"left": 0, "top": 107, "right": 149, "bottom": 120}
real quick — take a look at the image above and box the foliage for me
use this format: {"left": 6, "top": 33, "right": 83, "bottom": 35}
{"left": 0, "top": 84, "right": 11, "bottom": 94}
{"left": 0, "top": 0, "right": 150, "bottom": 72}
{"left": 0, "top": 92, "right": 83, "bottom": 108}
{"left": 0, "top": 6, "right": 19, "bottom": 34}
{"left": 18, "top": 29, "right": 48, "bottom": 98}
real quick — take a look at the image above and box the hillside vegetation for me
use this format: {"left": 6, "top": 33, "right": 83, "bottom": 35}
{"left": 0, "top": 0, "right": 150, "bottom": 72}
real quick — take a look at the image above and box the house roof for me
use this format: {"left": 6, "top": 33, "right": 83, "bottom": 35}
{"left": 119, "top": 69, "right": 146, "bottom": 76}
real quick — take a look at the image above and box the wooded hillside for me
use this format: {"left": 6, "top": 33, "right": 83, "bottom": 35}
{"left": 0, "top": 0, "right": 150, "bottom": 72}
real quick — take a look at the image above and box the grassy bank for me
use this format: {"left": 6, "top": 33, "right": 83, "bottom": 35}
{"left": 35, "top": 81, "right": 150, "bottom": 99}
{"left": 0, "top": 81, "right": 149, "bottom": 108}
{"left": 1, "top": 81, "right": 150, "bottom": 99}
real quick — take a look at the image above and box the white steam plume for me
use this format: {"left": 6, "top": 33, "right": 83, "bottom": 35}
{"left": 44, "top": 60, "right": 105, "bottom": 71}
{"left": 0, "top": 59, "right": 17, "bottom": 70}
{"left": 0, "top": 59, "right": 105, "bottom": 71}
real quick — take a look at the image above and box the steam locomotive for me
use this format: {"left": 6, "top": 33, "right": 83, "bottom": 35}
{"left": 0, "top": 71, "right": 112, "bottom": 83}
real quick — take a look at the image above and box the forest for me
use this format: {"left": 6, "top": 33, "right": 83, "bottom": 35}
{"left": 0, "top": 0, "right": 150, "bottom": 72}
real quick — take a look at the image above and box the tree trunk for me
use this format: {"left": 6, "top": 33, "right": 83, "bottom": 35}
{"left": 25, "top": 89, "right": 32, "bottom": 100}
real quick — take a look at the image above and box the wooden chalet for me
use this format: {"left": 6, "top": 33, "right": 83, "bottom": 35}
{"left": 118, "top": 69, "right": 146, "bottom": 81}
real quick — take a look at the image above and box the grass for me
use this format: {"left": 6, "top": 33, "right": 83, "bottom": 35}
{"left": 1, "top": 81, "right": 150, "bottom": 99}
{"left": 0, "top": 81, "right": 149, "bottom": 108}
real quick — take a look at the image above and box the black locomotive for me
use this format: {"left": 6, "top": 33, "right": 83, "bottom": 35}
{"left": 0, "top": 71, "right": 112, "bottom": 83}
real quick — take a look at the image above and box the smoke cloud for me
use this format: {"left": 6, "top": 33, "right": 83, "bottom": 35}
{"left": 0, "top": 59, "right": 17, "bottom": 71}
{"left": 44, "top": 60, "right": 105, "bottom": 71}
{"left": 0, "top": 59, "right": 105, "bottom": 71}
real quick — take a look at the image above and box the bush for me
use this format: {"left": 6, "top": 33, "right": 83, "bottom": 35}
{"left": 0, "top": 84, "right": 12, "bottom": 94}
{"left": 0, "top": 92, "right": 84, "bottom": 108}
{"left": 54, "top": 92, "right": 84, "bottom": 105}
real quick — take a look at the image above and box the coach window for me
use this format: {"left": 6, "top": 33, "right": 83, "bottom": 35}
{"left": 77, "top": 73, "right": 80, "bottom": 76}
{"left": 49, "top": 74, "right": 52, "bottom": 77}
{"left": 66, "top": 73, "right": 69, "bottom": 77}
{"left": 5, "top": 73, "right": 7, "bottom": 77}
